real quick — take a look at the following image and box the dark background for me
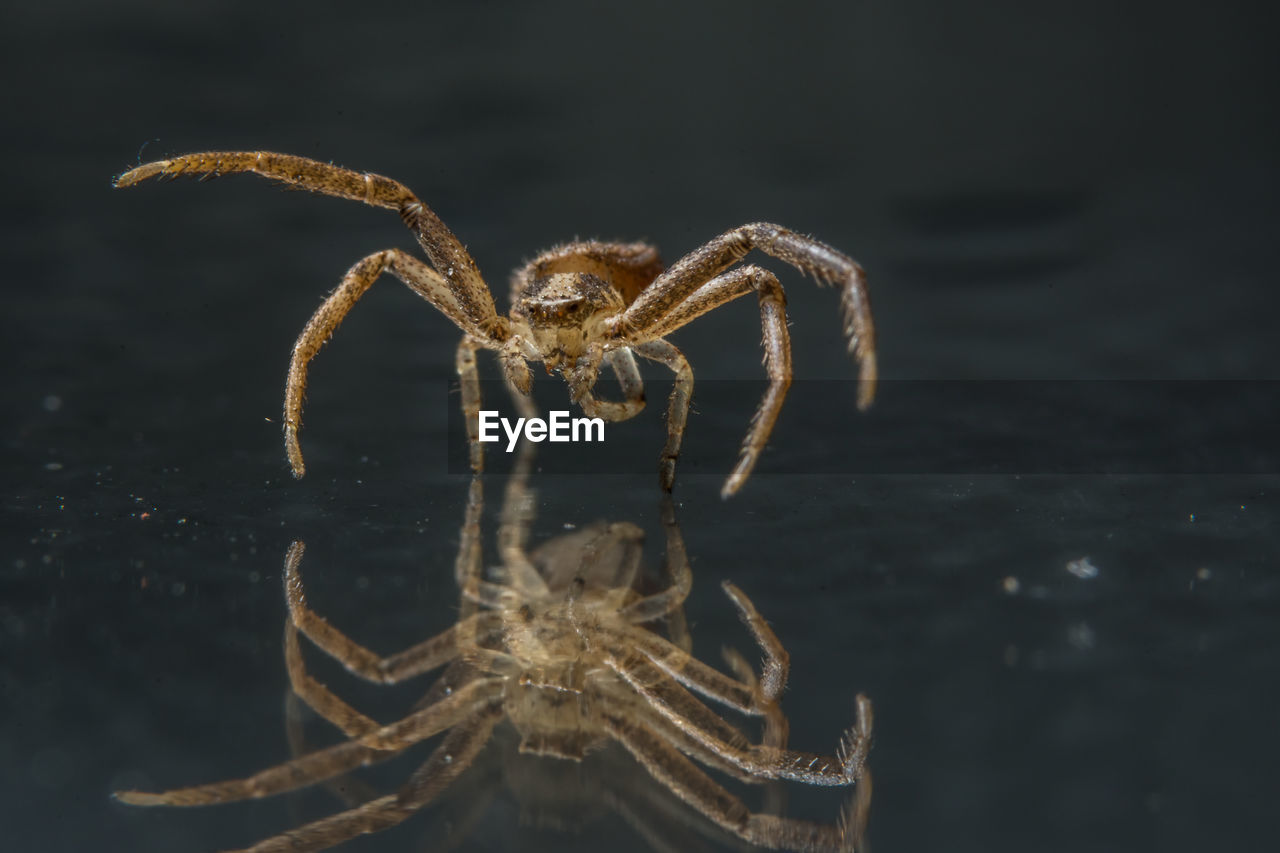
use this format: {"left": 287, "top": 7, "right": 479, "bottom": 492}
{"left": 3, "top": 1, "right": 1277, "bottom": 851}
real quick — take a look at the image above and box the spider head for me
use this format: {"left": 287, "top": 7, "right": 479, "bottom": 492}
{"left": 512, "top": 273, "right": 625, "bottom": 368}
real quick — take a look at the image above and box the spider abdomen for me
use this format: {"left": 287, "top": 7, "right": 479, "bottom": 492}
{"left": 506, "top": 675, "right": 604, "bottom": 761}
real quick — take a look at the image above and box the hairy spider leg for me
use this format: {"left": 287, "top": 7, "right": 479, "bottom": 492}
{"left": 618, "top": 495, "right": 693, "bottom": 627}
{"left": 720, "top": 644, "right": 791, "bottom": 816}
{"left": 282, "top": 249, "right": 499, "bottom": 476}
{"left": 602, "top": 646, "right": 867, "bottom": 787}
{"left": 283, "top": 690, "right": 382, "bottom": 809}
{"left": 113, "top": 677, "right": 503, "bottom": 808}
{"left": 115, "top": 152, "right": 511, "bottom": 477}
{"left": 232, "top": 704, "right": 504, "bottom": 853}
{"left": 570, "top": 343, "right": 649, "bottom": 420}
{"left": 720, "top": 580, "right": 791, "bottom": 702}
{"left": 603, "top": 709, "right": 867, "bottom": 852}
{"left": 612, "top": 627, "right": 759, "bottom": 714}
{"left": 285, "top": 541, "right": 488, "bottom": 686}
{"left": 455, "top": 338, "right": 486, "bottom": 474}
{"left": 628, "top": 339, "right": 695, "bottom": 492}
{"left": 618, "top": 222, "right": 875, "bottom": 406}
{"left": 611, "top": 223, "right": 875, "bottom": 495}
{"left": 636, "top": 265, "right": 793, "bottom": 497}
{"left": 282, "top": 541, "right": 506, "bottom": 739}
{"left": 114, "top": 152, "right": 499, "bottom": 327}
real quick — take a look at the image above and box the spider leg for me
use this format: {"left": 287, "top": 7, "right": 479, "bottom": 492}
{"left": 564, "top": 576, "right": 755, "bottom": 716}
{"left": 721, "top": 646, "right": 790, "bottom": 748}
{"left": 409, "top": 660, "right": 482, "bottom": 713}
{"left": 634, "top": 264, "right": 793, "bottom": 497}
{"left": 604, "top": 711, "right": 866, "bottom": 852}
{"left": 720, "top": 580, "right": 790, "bottom": 702}
{"left": 283, "top": 690, "right": 382, "bottom": 810}
{"left": 115, "top": 738, "right": 390, "bottom": 809}
{"left": 611, "top": 649, "right": 758, "bottom": 751}
{"left": 285, "top": 248, "right": 498, "bottom": 477}
{"left": 608, "top": 345, "right": 645, "bottom": 395}
{"left": 605, "top": 649, "right": 871, "bottom": 787}
{"left": 620, "top": 494, "right": 693, "bottom": 628}
{"left": 489, "top": 402, "right": 555, "bottom": 599}
{"left": 115, "top": 151, "right": 504, "bottom": 339}
{"left": 840, "top": 765, "right": 874, "bottom": 853}
{"left": 720, "top": 645, "right": 790, "bottom": 817}
{"left": 603, "top": 683, "right": 772, "bottom": 788}
{"left": 497, "top": 429, "right": 537, "bottom": 552}
{"left": 451, "top": 574, "right": 527, "bottom": 676}
{"left": 456, "top": 339, "right": 486, "bottom": 475}
{"left": 447, "top": 477, "right": 526, "bottom": 678}
{"left": 284, "top": 541, "right": 489, "bottom": 685}
{"left": 284, "top": 620, "right": 377, "bottom": 737}
{"left": 456, "top": 342, "right": 542, "bottom": 486}
{"left": 114, "top": 678, "right": 502, "bottom": 808}
{"left": 496, "top": 508, "right": 548, "bottom": 598}
{"left": 597, "top": 695, "right": 810, "bottom": 849}
{"left": 574, "top": 345, "right": 648, "bottom": 420}
{"left": 456, "top": 474, "right": 485, "bottom": 588}
{"left": 406, "top": 724, "right": 504, "bottom": 853}
{"left": 609, "top": 626, "right": 758, "bottom": 714}
{"left": 617, "top": 222, "right": 876, "bottom": 409}
{"left": 666, "top": 593, "right": 694, "bottom": 655}
{"left": 622, "top": 618, "right": 796, "bottom": 827}
{"left": 226, "top": 703, "right": 503, "bottom": 853}
{"left": 282, "top": 540, "right": 500, "bottom": 740}
{"left": 604, "top": 786, "right": 732, "bottom": 853}
{"left": 587, "top": 580, "right": 783, "bottom": 720}
{"left": 632, "top": 339, "right": 693, "bottom": 491}
{"left": 661, "top": 495, "right": 694, "bottom": 653}
{"left": 283, "top": 600, "right": 505, "bottom": 741}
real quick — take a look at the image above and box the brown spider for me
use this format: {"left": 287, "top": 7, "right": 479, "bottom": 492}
{"left": 115, "top": 469, "right": 874, "bottom": 851}
{"left": 114, "top": 151, "right": 877, "bottom": 496}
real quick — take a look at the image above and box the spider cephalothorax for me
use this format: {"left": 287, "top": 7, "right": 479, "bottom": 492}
{"left": 115, "top": 151, "right": 878, "bottom": 496}
{"left": 509, "top": 268, "right": 628, "bottom": 376}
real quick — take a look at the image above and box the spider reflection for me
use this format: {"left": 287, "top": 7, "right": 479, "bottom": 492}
{"left": 117, "top": 469, "right": 872, "bottom": 851}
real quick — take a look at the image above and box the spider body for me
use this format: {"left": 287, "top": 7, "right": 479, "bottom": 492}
{"left": 495, "top": 519, "right": 650, "bottom": 761}
{"left": 115, "top": 151, "right": 877, "bottom": 496}
{"left": 509, "top": 264, "right": 626, "bottom": 376}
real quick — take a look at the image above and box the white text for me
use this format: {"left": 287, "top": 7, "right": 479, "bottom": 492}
{"left": 477, "top": 410, "right": 605, "bottom": 452}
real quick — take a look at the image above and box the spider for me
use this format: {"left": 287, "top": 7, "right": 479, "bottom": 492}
{"left": 115, "top": 470, "right": 874, "bottom": 851}
{"left": 114, "top": 151, "right": 877, "bottom": 497}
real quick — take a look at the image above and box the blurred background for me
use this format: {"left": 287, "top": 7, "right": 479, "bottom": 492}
{"left": 3, "top": 1, "right": 1277, "bottom": 851}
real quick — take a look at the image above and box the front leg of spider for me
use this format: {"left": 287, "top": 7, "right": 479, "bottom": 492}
{"left": 616, "top": 223, "right": 877, "bottom": 497}
{"left": 114, "top": 151, "right": 509, "bottom": 480}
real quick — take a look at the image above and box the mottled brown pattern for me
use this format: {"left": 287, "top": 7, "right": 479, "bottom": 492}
{"left": 116, "top": 150, "right": 877, "bottom": 496}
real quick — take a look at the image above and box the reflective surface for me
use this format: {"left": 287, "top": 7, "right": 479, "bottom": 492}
{"left": 109, "top": 456, "right": 871, "bottom": 852}
{"left": 5, "top": 1, "right": 1278, "bottom": 851}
